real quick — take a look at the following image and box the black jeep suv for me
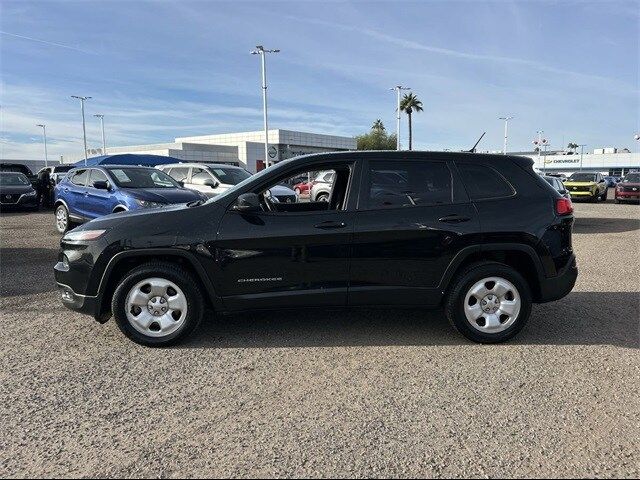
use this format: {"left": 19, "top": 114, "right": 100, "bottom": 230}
{"left": 54, "top": 151, "right": 577, "bottom": 346}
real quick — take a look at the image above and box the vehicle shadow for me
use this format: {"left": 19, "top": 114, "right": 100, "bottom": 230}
{"left": 181, "top": 292, "right": 639, "bottom": 350}
{"left": 573, "top": 217, "right": 640, "bottom": 234}
{"left": 0, "top": 247, "right": 59, "bottom": 296}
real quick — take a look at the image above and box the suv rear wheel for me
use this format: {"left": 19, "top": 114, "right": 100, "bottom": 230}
{"left": 445, "top": 262, "right": 532, "bottom": 343}
{"left": 54, "top": 204, "right": 75, "bottom": 233}
{"left": 112, "top": 262, "right": 204, "bottom": 346}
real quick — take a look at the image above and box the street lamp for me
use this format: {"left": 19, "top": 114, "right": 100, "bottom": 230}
{"left": 250, "top": 45, "right": 280, "bottom": 168}
{"left": 578, "top": 144, "right": 587, "bottom": 171}
{"left": 532, "top": 130, "right": 548, "bottom": 173}
{"left": 390, "top": 86, "right": 410, "bottom": 150}
{"left": 94, "top": 114, "right": 106, "bottom": 155}
{"left": 35, "top": 124, "right": 48, "bottom": 168}
{"left": 71, "top": 95, "right": 91, "bottom": 165}
{"left": 498, "top": 116, "right": 514, "bottom": 155}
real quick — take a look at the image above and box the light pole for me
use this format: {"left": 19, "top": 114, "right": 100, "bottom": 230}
{"left": 71, "top": 95, "right": 91, "bottom": 165}
{"left": 390, "top": 85, "right": 410, "bottom": 150}
{"left": 578, "top": 144, "right": 587, "bottom": 171}
{"left": 36, "top": 124, "right": 48, "bottom": 167}
{"left": 498, "top": 116, "right": 514, "bottom": 155}
{"left": 251, "top": 45, "right": 279, "bottom": 168}
{"left": 532, "top": 130, "right": 547, "bottom": 173}
{"left": 94, "top": 114, "right": 106, "bottom": 155}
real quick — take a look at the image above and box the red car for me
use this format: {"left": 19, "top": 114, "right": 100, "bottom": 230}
{"left": 293, "top": 181, "right": 313, "bottom": 195}
{"left": 615, "top": 172, "right": 640, "bottom": 203}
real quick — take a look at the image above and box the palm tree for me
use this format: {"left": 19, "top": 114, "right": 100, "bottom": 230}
{"left": 400, "top": 93, "right": 423, "bottom": 150}
{"left": 372, "top": 119, "right": 385, "bottom": 133}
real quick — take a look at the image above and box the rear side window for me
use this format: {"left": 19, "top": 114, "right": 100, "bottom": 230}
{"left": 457, "top": 163, "right": 515, "bottom": 200}
{"left": 366, "top": 160, "right": 452, "bottom": 209}
{"left": 70, "top": 169, "right": 89, "bottom": 186}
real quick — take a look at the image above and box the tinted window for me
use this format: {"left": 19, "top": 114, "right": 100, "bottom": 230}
{"left": 70, "top": 169, "right": 89, "bottom": 186}
{"left": 367, "top": 161, "right": 452, "bottom": 209}
{"left": 89, "top": 169, "right": 109, "bottom": 186}
{"left": 167, "top": 167, "right": 189, "bottom": 182}
{"left": 622, "top": 173, "right": 640, "bottom": 183}
{"left": 457, "top": 163, "right": 514, "bottom": 200}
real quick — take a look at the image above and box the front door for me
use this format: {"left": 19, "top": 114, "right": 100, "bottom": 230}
{"left": 349, "top": 159, "right": 480, "bottom": 306}
{"left": 84, "top": 169, "right": 112, "bottom": 218}
{"left": 211, "top": 163, "right": 356, "bottom": 311}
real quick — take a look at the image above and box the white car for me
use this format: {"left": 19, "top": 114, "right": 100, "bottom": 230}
{"left": 310, "top": 170, "right": 335, "bottom": 202}
{"left": 158, "top": 163, "right": 252, "bottom": 197}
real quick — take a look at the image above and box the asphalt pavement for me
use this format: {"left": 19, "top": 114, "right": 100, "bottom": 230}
{"left": 0, "top": 200, "right": 638, "bottom": 478}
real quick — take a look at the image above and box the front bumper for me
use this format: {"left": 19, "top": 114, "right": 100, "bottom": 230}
{"left": 55, "top": 262, "right": 108, "bottom": 322}
{"left": 615, "top": 191, "right": 640, "bottom": 200}
{"left": 568, "top": 190, "right": 596, "bottom": 198}
{"left": 0, "top": 193, "right": 38, "bottom": 207}
{"left": 538, "top": 254, "right": 578, "bottom": 303}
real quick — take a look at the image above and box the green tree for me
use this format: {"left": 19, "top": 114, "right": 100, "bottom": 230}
{"left": 400, "top": 93, "right": 423, "bottom": 150}
{"left": 356, "top": 120, "right": 397, "bottom": 150}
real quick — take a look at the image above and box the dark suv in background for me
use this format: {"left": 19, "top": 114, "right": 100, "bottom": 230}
{"left": 54, "top": 151, "right": 577, "bottom": 346}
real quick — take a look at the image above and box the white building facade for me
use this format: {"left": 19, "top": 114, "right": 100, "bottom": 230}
{"left": 519, "top": 151, "right": 639, "bottom": 176}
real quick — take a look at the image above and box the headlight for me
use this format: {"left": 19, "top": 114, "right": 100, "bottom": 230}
{"left": 135, "top": 199, "right": 166, "bottom": 208}
{"left": 63, "top": 229, "right": 107, "bottom": 241}
{"left": 24, "top": 190, "right": 37, "bottom": 197}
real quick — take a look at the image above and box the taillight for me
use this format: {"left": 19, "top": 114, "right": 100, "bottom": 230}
{"left": 556, "top": 198, "right": 573, "bottom": 215}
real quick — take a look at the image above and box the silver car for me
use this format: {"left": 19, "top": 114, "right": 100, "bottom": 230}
{"left": 157, "top": 163, "right": 251, "bottom": 197}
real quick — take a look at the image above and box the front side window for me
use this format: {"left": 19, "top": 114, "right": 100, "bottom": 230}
{"left": 70, "top": 169, "right": 89, "bottom": 186}
{"left": 457, "top": 163, "right": 514, "bottom": 200}
{"left": 89, "top": 169, "right": 109, "bottom": 186}
{"left": 366, "top": 160, "right": 452, "bottom": 209}
{"left": 106, "top": 168, "right": 178, "bottom": 188}
{"left": 167, "top": 167, "right": 189, "bottom": 182}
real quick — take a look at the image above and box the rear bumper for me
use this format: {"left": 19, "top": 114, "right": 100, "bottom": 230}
{"left": 537, "top": 254, "right": 578, "bottom": 303}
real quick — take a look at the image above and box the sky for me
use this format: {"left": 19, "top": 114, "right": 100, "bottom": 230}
{"left": 0, "top": 0, "right": 638, "bottom": 160}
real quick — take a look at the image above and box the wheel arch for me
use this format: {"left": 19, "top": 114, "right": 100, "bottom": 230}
{"left": 95, "top": 249, "right": 221, "bottom": 321}
{"left": 439, "top": 244, "right": 545, "bottom": 303}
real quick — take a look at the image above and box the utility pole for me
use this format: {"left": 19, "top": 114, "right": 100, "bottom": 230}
{"left": 390, "top": 85, "right": 410, "bottom": 150}
{"left": 36, "top": 124, "right": 48, "bottom": 167}
{"left": 251, "top": 45, "right": 280, "bottom": 168}
{"left": 578, "top": 144, "right": 587, "bottom": 171}
{"left": 71, "top": 95, "right": 91, "bottom": 165}
{"left": 533, "top": 130, "right": 547, "bottom": 173}
{"left": 498, "top": 116, "right": 514, "bottom": 154}
{"left": 94, "top": 114, "right": 106, "bottom": 155}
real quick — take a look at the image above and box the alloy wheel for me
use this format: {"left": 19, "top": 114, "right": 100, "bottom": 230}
{"left": 55, "top": 207, "right": 68, "bottom": 232}
{"left": 463, "top": 277, "right": 521, "bottom": 333}
{"left": 125, "top": 277, "right": 188, "bottom": 338}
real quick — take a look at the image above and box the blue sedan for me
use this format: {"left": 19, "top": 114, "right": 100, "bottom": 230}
{"left": 53, "top": 165, "right": 206, "bottom": 233}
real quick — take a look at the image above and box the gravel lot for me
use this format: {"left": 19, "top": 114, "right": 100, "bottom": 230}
{"left": 1, "top": 200, "right": 639, "bottom": 478}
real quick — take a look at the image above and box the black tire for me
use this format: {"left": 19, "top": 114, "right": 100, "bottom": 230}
{"left": 615, "top": 199, "right": 620, "bottom": 204}
{"left": 316, "top": 192, "right": 330, "bottom": 202}
{"left": 444, "top": 262, "right": 532, "bottom": 344}
{"left": 600, "top": 190, "right": 608, "bottom": 201}
{"left": 111, "top": 262, "right": 204, "bottom": 347}
{"left": 54, "top": 204, "right": 76, "bottom": 233}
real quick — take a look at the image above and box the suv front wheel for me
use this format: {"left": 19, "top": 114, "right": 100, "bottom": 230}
{"left": 445, "top": 262, "right": 532, "bottom": 343}
{"left": 54, "top": 204, "right": 75, "bottom": 234}
{"left": 111, "top": 262, "right": 204, "bottom": 346}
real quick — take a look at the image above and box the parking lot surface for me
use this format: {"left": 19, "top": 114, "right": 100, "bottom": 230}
{"left": 1, "top": 201, "right": 639, "bottom": 478}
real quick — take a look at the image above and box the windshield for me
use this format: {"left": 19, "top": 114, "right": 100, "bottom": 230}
{"left": 568, "top": 173, "right": 596, "bottom": 182}
{"left": 210, "top": 167, "right": 251, "bottom": 185}
{"left": 106, "top": 168, "right": 179, "bottom": 189}
{"left": 622, "top": 173, "right": 640, "bottom": 183}
{"left": 0, "top": 173, "right": 30, "bottom": 186}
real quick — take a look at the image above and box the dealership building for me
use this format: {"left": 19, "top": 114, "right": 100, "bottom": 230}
{"left": 513, "top": 149, "right": 639, "bottom": 177}
{"left": 83, "top": 129, "right": 356, "bottom": 173}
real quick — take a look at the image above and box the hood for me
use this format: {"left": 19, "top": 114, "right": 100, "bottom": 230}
{"left": 123, "top": 187, "right": 203, "bottom": 204}
{"left": 0, "top": 184, "right": 34, "bottom": 195}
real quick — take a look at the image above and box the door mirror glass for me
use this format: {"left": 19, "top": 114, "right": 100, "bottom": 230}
{"left": 204, "top": 178, "right": 218, "bottom": 188}
{"left": 233, "top": 193, "right": 261, "bottom": 212}
{"left": 93, "top": 180, "right": 109, "bottom": 190}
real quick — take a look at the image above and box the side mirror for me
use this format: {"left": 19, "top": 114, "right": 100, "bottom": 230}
{"left": 177, "top": 180, "right": 185, "bottom": 187}
{"left": 93, "top": 180, "right": 109, "bottom": 190}
{"left": 233, "top": 193, "right": 261, "bottom": 213}
{"left": 205, "top": 179, "right": 219, "bottom": 189}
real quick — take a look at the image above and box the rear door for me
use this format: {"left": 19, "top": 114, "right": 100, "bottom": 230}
{"left": 349, "top": 157, "right": 480, "bottom": 306}
{"left": 63, "top": 169, "right": 90, "bottom": 219}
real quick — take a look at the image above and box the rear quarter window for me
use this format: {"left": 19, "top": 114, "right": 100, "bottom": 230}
{"left": 457, "top": 163, "right": 515, "bottom": 200}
